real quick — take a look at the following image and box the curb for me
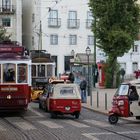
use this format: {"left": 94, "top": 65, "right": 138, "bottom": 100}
{"left": 82, "top": 105, "right": 137, "bottom": 123}
{"left": 82, "top": 105, "right": 108, "bottom": 116}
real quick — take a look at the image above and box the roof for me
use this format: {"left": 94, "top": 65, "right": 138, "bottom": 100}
{"left": 70, "top": 53, "right": 94, "bottom": 65}
{"left": 30, "top": 50, "right": 54, "bottom": 63}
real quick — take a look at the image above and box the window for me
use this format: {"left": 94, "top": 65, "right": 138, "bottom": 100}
{"left": 69, "top": 11, "right": 77, "bottom": 19}
{"left": 17, "top": 64, "right": 27, "bottom": 83}
{"left": 47, "top": 65, "right": 53, "bottom": 77}
{"left": 3, "top": 63, "right": 15, "bottom": 83}
{"left": 133, "top": 62, "right": 138, "bottom": 72}
{"left": 88, "top": 35, "right": 94, "bottom": 45}
{"left": 50, "top": 34, "right": 58, "bottom": 45}
{"left": 60, "top": 87, "right": 74, "bottom": 96}
{"left": 38, "top": 65, "right": 45, "bottom": 77}
{"left": 68, "top": 11, "right": 79, "bottom": 28}
{"left": 133, "top": 45, "right": 138, "bottom": 52}
{"left": 2, "top": 0, "right": 11, "bottom": 10}
{"left": 86, "top": 11, "right": 93, "bottom": 28}
{"left": 69, "top": 35, "right": 77, "bottom": 45}
{"left": 48, "top": 10, "right": 60, "bottom": 27}
{"left": 2, "top": 18, "right": 11, "bottom": 27}
{"left": 49, "top": 10, "right": 58, "bottom": 19}
{"left": 32, "top": 65, "right": 36, "bottom": 77}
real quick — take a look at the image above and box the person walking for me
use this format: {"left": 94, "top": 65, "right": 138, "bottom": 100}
{"left": 68, "top": 72, "right": 75, "bottom": 83}
{"left": 80, "top": 77, "right": 87, "bottom": 103}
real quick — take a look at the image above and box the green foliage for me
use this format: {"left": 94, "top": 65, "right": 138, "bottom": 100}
{"left": 0, "top": 26, "right": 11, "bottom": 42}
{"left": 89, "top": 0, "right": 140, "bottom": 87}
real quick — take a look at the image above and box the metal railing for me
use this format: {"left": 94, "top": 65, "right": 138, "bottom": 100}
{"left": 48, "top": 18, "right": 61, "bottom": 28}
{"left": 86, "top": 19, "right": 92, "bottom": 28}
{"left": 0, "top": 5, "right": 15, "bottom": 14}
{"left": 67, "top": 19, "right": 80, "bottom": 29}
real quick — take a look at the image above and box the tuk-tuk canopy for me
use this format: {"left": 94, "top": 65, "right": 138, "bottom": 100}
{"left": 51, "top": 83, "right": 81, "bottom": 99}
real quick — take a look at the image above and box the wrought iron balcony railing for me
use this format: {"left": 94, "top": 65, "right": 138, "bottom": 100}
{"left": 67, "top": 19, "right": 80, "bottom": 29}
{"left": 86, "top": 19, "right": 93, "bottom": 29}
{"left": 48, "top": 18, "right": 61, "bottom": 28}
{"left": 0, "top": 5, "right": 15, "bottom": 14}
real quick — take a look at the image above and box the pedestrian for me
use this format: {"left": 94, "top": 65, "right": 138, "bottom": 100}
{"left": 80, "top": 77, "right": 87, "bottom": 103}
{"left": 68, "top": 72, "right": 75, "bottom": 83}
{"left": 120, "top": 68, "right": 125, "bottom": 82}
{"left": 134, "top": 70, "right": 139, "bottom": 79}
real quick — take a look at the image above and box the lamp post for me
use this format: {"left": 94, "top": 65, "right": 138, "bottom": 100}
{"left": 93, "top": 16, "right": 96, "bottom": 88}
{"left": 70, "top": 50, "right": 75, "bottom": 71}
{"left": 86, "top": 46, "right": 92, "bottom": 105}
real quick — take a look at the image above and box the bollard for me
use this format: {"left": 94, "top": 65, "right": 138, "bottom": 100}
{"left": 97, "top": 91, "right": 99, "bottom": 108}
{"left": 105, "top": 93, "right": 107, "bottom": 110}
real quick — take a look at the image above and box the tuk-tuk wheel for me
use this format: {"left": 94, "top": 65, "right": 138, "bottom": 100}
{"left": 136, "top": 116, "right": 140, "bottom": 120}
{"left": 75, "top": 113, "right": 80, "bottom": 119}
{"left": 51, "top": 112, "right": 57, "bottom": 118}
{"left": 108, "top": 114, "right": 118, "bottom": 124}
{"left": 39, "top": 102, "right": 42, "bottom": 109}
{"left": 44, "top": 106, "right": 48, "bottom": 112}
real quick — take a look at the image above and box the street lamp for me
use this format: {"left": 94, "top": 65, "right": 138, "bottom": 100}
{"left": 93, "top": 16, "right": 97, "bottom": 88}
{"left": 86, "top": 46, "right": 91, "bottom": 105}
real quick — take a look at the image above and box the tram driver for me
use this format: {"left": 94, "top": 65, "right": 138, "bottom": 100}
{"left": 4, "top": 68, "right": 15, "bottom": 82}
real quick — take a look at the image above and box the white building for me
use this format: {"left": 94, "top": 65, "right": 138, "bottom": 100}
{"left": 0, "top": 0, "right": 22, "bottom": 43}
{"left": 22, "top": 0, "right": 101, "bottom": 76}
{"left": 22, "top": 0, "right": 140, "bottom": 78}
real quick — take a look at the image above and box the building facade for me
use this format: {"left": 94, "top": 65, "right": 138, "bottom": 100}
{"left": 22, "top": 0, "right": 103, "bottom": 76}
{"left": 0, "top": 0, "right": 22, "bottom": 43}
{"left": 22, "top": 0, "right": 140, "bottom": 78}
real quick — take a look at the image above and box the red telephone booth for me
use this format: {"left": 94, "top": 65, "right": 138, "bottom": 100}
{"left": 97, "top": 63, "right": 105, "bottom": 87}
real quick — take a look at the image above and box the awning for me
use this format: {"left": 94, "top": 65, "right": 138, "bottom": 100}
{"left": 70, "top": 53, "right": 94, "bottom": 65}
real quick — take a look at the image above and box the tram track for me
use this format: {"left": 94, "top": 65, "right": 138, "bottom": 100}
{"left": 1, "top": 114, "right": 62, "bottom": 140}
{"left": 1, "top": 117, "right": 32, "bottom": 140}
{"left": 80, "top": 112, "right": 139, "bottom": 140}
{"left": 20, "top": 115, "right": 62, "bottom": 140}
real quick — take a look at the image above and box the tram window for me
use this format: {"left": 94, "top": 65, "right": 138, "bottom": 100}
{"left": 3, "top": 63, "right": 15, "bottom": 83}
{"left": 38, "top": 65, "right": 45, "bottom": 77}
{"left": 32, "top": 65, "right": 36, "bottom": 77}
{"left": 47, "top": 65, "right": 53, "bottom": 77}
{"left": 18, "top": 64, "right": 27, "bottom": 83}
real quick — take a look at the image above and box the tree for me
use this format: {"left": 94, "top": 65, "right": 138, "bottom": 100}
{"left": 0, "top": 26, "right": 11, "bottom": 42}
{"left": 89, "top": 0, "right": 140, "bottom": 87}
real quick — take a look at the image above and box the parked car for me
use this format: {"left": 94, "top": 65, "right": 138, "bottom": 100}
{"left": 39, "top": 81, "right": 81, "bottom": 119}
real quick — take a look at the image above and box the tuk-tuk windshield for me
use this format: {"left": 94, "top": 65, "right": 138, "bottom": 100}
{"left": 115, "top": 84, "right": 129, "bottom": 96}
{"left": 60, "top": 87, "right": 74, "bottom": 95}
{"left": 53, "top": 84, "right": 81, "bottom": 99}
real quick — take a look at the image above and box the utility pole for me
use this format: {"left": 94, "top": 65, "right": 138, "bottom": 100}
{"left": 93, "top": 16, "right": 96, "bottom": 88}
{"left": 39, "top": 20, "right": 42, "bottom": 50}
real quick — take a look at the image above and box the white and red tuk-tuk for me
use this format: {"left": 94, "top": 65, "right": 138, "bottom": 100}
{"left": 39, "top": 80, "right": 81, "bottom": 118}
{"left": 108, "top": 80, "right": 140, "bottom": 124}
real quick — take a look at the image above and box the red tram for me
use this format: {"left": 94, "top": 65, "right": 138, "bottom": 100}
{"left": 0, "top": 41, "right": 31, "bottom": 111}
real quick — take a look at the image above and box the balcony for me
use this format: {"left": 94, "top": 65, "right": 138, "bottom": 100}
{"left": 0, "top": 5, "right": 15, "bottom": 15}
{"left": 67, "top": 19, "right": 80, "bottom": 29}
{"left": 48, "top": 18, "right": 61, "bottom": 28}
{"left": 86, "top": 19, "right": 93, "bottom": 29}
